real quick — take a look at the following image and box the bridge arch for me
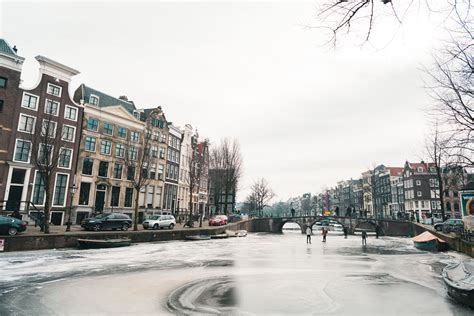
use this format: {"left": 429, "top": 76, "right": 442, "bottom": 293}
{"left": 279, "top": 219, "right": 305, "bottom": 233}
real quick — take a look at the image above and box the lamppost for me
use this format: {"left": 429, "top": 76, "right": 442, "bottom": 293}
{"left": 66, "top": 184, "right": 77, "bottom": 232}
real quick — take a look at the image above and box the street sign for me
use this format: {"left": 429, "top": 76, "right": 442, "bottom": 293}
{"left": 460, "top": 190, "right": 474, "bottom": 232}
{"left": 0, "top": 239, "right": 4, "bottom": 252}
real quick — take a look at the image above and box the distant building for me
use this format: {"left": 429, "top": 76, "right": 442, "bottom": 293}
{"left": 162, "top": 124, "right": 181, "bottom": 214}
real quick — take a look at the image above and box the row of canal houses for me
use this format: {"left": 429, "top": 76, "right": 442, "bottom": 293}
{"left": 0, "top": 39, "right": 211, "bottom": 225}
{"left": 317, "top": 163, "right": 472, "bottom": 221}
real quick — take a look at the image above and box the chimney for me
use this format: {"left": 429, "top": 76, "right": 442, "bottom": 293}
{"left": 119, "top": 95, "right": 128, "bottom": 101}
{"left": 12, "top": 45, "right": 17, "bottom": 53}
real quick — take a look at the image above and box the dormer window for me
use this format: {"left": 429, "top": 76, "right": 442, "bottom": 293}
{"left": 133, "top": 110, "right": 140, "bottom": 120}
{"left": 89, "top": 95, "right": 99, "bottom": 106}
{"left": 47, "top": 83, "right": 62, "bottom": 97}
{"left": 417, "top": 167, "right": 423, "bottom": 172}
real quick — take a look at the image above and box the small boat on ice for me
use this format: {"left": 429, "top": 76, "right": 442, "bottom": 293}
{"left": 443, "top": 261, "right": 474, "bottom": 308}
{"left": 237, "top": 230, "right": 247, "bottom": 237}
{"left": 412, "top": 231, "right": 448, "bottom": 251}
{"left": 210, "top": 233, "right": 229, "bottom": 239}
{"left": 77, "top": 238, "right": 131, "bottom": 249}
{"left": 185, "top": 235, "right": 211, "bottom": 241}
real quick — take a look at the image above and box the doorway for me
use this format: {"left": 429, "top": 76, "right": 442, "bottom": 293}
{"left": 50, "top": 211, "right": 64, "bottom": 225}
{"left": 6, "top": 169, "right": 26, "bottom": 211}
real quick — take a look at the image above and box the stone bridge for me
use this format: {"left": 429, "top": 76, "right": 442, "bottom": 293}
{"left": 247, "top": 216, "right": 414, "bottom": 236}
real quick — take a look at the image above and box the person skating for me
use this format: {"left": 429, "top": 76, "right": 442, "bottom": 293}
{"left": 322, "top": 228, "right": 328, "bottom": 242}
{"left": 361, "top": 230, "right": 367, "bottom": 246}
{"left": 343, "top": 226, "right": 348, "bottom": 239}
{"left": 306, "top": 226, "right": 312, "bottom": 244}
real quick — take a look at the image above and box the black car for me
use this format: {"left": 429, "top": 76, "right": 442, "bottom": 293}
{"left": 434, "top": 219, "right": 464, "bottom": 233}
{"left": 0, "top": 215, "right": 27, "bottom": 235}
{"left": 81, "top": 213, "right": 132, "bottom": 231}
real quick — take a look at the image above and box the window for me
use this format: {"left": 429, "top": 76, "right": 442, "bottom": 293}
{"left": 64, "top": 105, "right": 78, "bottom": 121}
{"left": 22, "top": 92, "right": 38, "bottom": 110}
{"left": 130, "top": 131, "right": 139, "bottom": 142}
{"left": 133, "top": 111, "right": 140, "bottom": 120}
{"left": 111, "top": 186, "right": 121, "bottom": 207}
{"left": 18, "top": 114, "right": 36, "bottom": 133}
{"left": 160, "top": 134, "right": 166, "bottom": 143}
{"left": 415, "top": 180, "right": 421, "bottom": 186}
{"left": 103, "top": 122, "right": 113, "bottom": 135}
{"left": 58, "top": 148, "right": 72, "bottom": 169}
{"left": 87, "top": 118, "right": 99, "bottom": 131}
{"left": 45, "top": 99, "right": 60, "bottom": 115}
{"left": 89, "top": 95, "right": 99, "bottom": 106}
{"left": 53, "top": 174, "right": 68, "bottom": 206}
{"left": 429, "top": 178, "right": 439, "bottom": 187}
{"left": 14, "top": 139, "right": 31, "bottom": 162}
{"left": 79, "top": 182, "right": 91, "bottom": 205}
{"left": 127, "top": 166, "right": 135, "bottom": 180}
{"left": 47, "top": 83, "right": 62, "bottom": 97}
{"left": 115, "top": 144, "right": 125, "bottom": 157}
{"left": 85, "top": 136, "right": 96, "bottom": 152}
{"left": 124, "top": 188, "right": 133, "bottom": 207}
{"left": 118, "top": 127, "right": 127, "bottom": 138}
{"left": 147, "top": 186, "right": 154, "bottom": 207}
{"left": 100, "top": 140, "right": 112, "bottom": 155}
{"left": 129, "top": 146, "right": 138, "bottom": 160}
{"left": 113, "top": 163, "right": 123, "bottom": 179}
{"left": 82, "top": 158, "right": 94, "bottom": 175}
{"left": 0, "top": 77, "right": 7, "bottom": 88}
{"left": 41, "top": 120, "right": 57, "bottom": 138}
{"left": 429, "top": 167, "right": 436, "bottom": 173}
{"left": 153, "top": 130, "right": 159, "bottom": 141}
{"left": 155, "top": 186, "right": 162, "bottom": 207}
{"left": 98, "top": 161, "right": 109, "bottom": 177}
{"left": 417, "top": 191, "right": 422, "bottom": 197}
{"left": 159, "top": 147, "right": 165, "bottom": 159}
{"left": 417, "top": 167, "right": 423, "bottom": 172}
{"left": 150, "top": 163, "right": 156, "bottom": 179}
{"left": 151, "top": 146, "right": 158, "bottom": 158}
{"left": 0, "top": 99, "right": 3, "bottom": 112}
{"left": 158, "top": 164, "right": 164, "bottom": 180}
{"left": 32, "top": 172, "right": 46, "bottom": 205}
{"left": 61, "top": 125, "right": 76, "bottom": 142}
{"left": 38, "top": 144, "right": 53, "bottom": 165}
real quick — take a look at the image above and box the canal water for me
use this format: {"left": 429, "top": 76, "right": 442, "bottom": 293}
{"left": 0, "top": 228, "right": 473, "bottom": 315}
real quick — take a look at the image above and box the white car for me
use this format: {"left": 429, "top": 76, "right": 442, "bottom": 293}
{"left": 142, "top": 215, "right": 176, "bottom": 230}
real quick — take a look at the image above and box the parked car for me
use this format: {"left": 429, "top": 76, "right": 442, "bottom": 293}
{"left": 142, "top": 215, "right": 176, "bottom": 230}
{"left": 434, "top": 219, "right": 464, "bottom": 233}
{"left": 81, "top": 213, "right": 132, "bottom": 231}
{"left": 209, "top": 215, "right": 228, "bottom": 226}
{"left": 0, "top": 215, "right": 27, "bottom": 236}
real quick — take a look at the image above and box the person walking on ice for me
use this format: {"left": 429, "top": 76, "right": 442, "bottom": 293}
{"left": 322, "top": 228, "right": 328, "bottom": 242}
{"left": 306, "top": 226, "right": 312, "bottom": 244}
{"left": 361, "top": 230, "right": 367, "bottom": 246}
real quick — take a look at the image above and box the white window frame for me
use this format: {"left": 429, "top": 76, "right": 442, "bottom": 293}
{"left": 17, "top": 113, "right": 36, "bottom": 133}
{"left": 58, "top": 147, "right": 73, "bottom": 170}
{"left": 42, "top": 119, "right": 57, "bottom": 138}
{"left": 417, "top": 191, "right": 422, "bottom": 197}
{"left": 47, "top": 83, "right": 62, "bottom": 97}
{"left": 89, "top": 94, "right": 100, "bottom": 106}
{"left": 38, "top": 143, "right": 54, "bottom": 165}
{"left": 417, "top": 167, "right": 423, "bottom": 172}
{"left": 100, "top": 140, "right": 112, "bottom": 155}
{"left": 31, "top": 170, "right": 46, "bottom": 206}
{"left": 21, "top": 92, "right": 39, "bottom": 111}
{"left": 52, "top": 172, "right": 69, "bottom": 207}
{"left": 416, "top": 180, "right": 421, "bottom": 186}
{"left": 44, "top": 99, "right": 60, "bottom": 116}
{"left": 13, "top": 138, "right": 31, "bottom": 163}
{"left": 64, "top": 105, "right": 78, "bottom": 121}
{"left": 115, "top": 144, "right": 125, "bottom": 158}
{"left": 85, "top": 136, "right": 97, "bottom": 152}
{"left": 103, "top": 122, "right": 114, "bottom": 135}
{"left": 61, "top": 124, "right": 76, "bottom": 142}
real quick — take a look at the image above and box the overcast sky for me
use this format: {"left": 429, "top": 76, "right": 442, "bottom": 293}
{"left": 1, "top": 1, "right": 445, "bottom": 201}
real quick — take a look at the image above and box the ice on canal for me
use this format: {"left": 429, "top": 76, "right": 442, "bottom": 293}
{"left": 0, "top": 232, "right": 473, "bottom": 315}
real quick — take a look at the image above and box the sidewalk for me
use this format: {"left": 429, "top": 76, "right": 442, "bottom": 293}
{"left": 22, "top": 220, "right": 211, "bottom": 235}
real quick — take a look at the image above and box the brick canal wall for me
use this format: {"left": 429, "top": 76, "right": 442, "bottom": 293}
{"left": 412, "top": 223, "right": 474, "bottom": 258}
{"left": 1, "top": 220, "right": 253, "bottom": 252}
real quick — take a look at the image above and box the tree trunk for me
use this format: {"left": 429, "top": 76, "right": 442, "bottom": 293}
{"left": 43, "top": 182, "right": 51, "bottom": 234}
{"left": 134, "top": 188, "right": 140, "bottom": 231}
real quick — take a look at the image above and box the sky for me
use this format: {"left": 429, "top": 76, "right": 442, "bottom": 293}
{"left": 0, "top": 1, "right": 446, "bottom": 201}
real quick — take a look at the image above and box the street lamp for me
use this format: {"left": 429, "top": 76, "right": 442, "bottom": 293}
{"left": 66, "top": 184, "right": 77, "bottom": 232}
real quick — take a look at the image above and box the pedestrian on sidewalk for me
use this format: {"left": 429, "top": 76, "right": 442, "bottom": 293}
{"left": 322, "top": 228, "right": 328, "bottom": 242}
{"left": 306, "top": 226, "right": 312, "bottom": 244}
{"left": 361, "top": 230, "right": 367, "bottom": 246}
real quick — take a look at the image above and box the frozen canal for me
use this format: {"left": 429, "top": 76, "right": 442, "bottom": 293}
{"left": 0, "top": 229, "right": 473, "bottom": 315}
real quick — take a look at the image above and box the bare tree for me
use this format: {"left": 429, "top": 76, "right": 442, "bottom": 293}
{"left": 28, "top": 111, "right": 71, "bottom": 234}
{"left": 249, "top": 178, "right": 275, "bottom": 217}
{"left": 209, "top": 138, "right": 243, "bottom": 215}
{"left": 121, "top": 119, "right": 155, "bottom": 231}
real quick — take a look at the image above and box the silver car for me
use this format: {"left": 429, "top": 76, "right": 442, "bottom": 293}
{"left": 142, "top": 215, "right": 176, "bottom": 230}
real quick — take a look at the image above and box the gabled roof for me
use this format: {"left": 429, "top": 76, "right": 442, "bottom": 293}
{"left": 387, "top": 167, "right": 404, "bottom": 177}
{"left": 74, "top": 84, "right": 136, "bottom": 114}
{"left": 0, "top": 39, "right": 17, "bottom": 57}
{"left": 405, "top": 161, "right": 436, "bottom": 171}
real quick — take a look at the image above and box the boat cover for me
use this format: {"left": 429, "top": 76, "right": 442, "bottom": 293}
{"left": 412, "top": 231, "right": 446, "bottom": 243}
{"left": 443, "top": 261, "right": 474, "bottom": 291}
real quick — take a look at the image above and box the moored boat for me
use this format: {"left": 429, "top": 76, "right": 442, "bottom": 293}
{"left": 237, "top": 230, "right": 247, "bottom": 237}
{"left": 77, "top": 238, "right": 132, "bottom": 249}
{"left": 412, "top": 231, "right": 448, "bottom": 251}
{"left": 442, "top": 261, "right": 474, "bottom": 308}
{"left": 210, "top": 233, "right": 229, "bottom": 239}
{"left": 185, "top": 235, "right": 211, "bottom": 241}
